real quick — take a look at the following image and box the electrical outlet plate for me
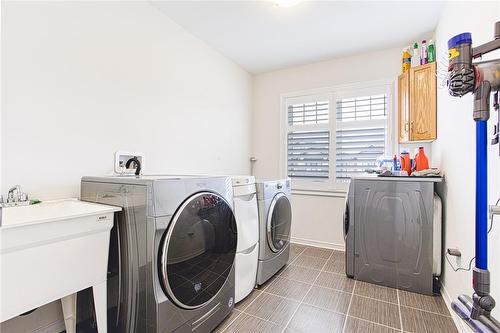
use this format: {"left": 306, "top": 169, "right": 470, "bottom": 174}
{"left": 491, "top": 204, "right": 500, "bottom": 217}
{"left": 114, "top": 151, "right": 144, "bottom": 175}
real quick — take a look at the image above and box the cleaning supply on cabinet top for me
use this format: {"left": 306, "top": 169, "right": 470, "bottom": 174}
{"left": 420, "top": 40, "right": 428, "bottom": 65}
{"left": 427, "top": 39, "right": 435, "bottom": 63}
{"left": 411, "top": 42, "right": 420, "bottom": 67}
{"left": 414, "top": 146, "right": 430, "bottom": 171}
{"left": 393, "top": 155, "right": 401, "bottom": 171}
{"left": 400, "top": 151, "right": 412, "bottom": 175}
{"left": 402, "top": 47, "right": 412, "bottom": 73}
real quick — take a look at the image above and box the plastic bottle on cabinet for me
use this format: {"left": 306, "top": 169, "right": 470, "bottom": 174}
{"left": 402, "top": 47, "right": 411, "bottom": 73}
{"left": 414, "top": 147, "right": 429, "bottom": 171}
{"left": 411, "top": 42, "right": 420, "bottom": 67}
{"left": 420, "top": 40, "right": 428, "bottom": 65}
{"left": 428, "top": 39, "right": 435, "bottom": 63}
{"left": 400, "top": 151, "right": 412, "bottom": 176}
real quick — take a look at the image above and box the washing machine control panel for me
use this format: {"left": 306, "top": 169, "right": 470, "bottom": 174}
{"left": 276, "top": 180, "right": 291, "bottom": 190}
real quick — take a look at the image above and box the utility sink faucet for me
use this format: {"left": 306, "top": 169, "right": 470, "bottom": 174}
{"left": 1, "top": 185, "right": 30, "bottom": 207}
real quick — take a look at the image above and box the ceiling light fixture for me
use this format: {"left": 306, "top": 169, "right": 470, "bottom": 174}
{"left": 274, "top": 0, "right": 301, "bottom": 8}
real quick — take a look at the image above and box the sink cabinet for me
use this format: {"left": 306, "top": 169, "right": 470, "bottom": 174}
{"left": 0, "top": 199, "right": 120, "bottom": 333}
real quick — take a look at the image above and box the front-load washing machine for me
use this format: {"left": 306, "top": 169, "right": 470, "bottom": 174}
{"left": 81, "top": 175, "right": 237, "bottom": 333}
{"left": 255, "top": 179, "right": 292, "bottom": 285}
{"left": 230, "top": 176, "right": 259, "bottom": 303}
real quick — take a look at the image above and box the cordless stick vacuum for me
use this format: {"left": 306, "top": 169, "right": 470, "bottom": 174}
{"left": 447, "top": 22, "right": 500, "bottom": 333}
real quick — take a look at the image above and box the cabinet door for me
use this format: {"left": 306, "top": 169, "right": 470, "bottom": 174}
{"left": 398, "top": 72, "right": 410, "bottom": 143}
{"left": 410, "top": 63, "right": 437, "bottom": 140}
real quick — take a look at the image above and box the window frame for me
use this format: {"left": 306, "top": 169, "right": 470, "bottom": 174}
{"left": 280, "top": 79, "right": 395, "bottom": 192}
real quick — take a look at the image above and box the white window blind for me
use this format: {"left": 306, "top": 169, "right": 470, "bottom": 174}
{"left": 288, "top": 101, "right": 329, "bottom": 125}
{"left": 287, "top": 130, "right": 330, "bottom": 179}
{"left": 286, "top": 100, "right": 330, "bottom": 180}
{"left": 335, "top": 94, "right": 387, "bottom": 181}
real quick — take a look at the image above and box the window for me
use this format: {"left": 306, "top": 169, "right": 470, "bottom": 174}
{"left": 287, "top": 130, "right": 330, "bottom": 179}
{"left": 284, "top": 96, "right": 332, "bottom": 185}
{"left": 335, "top": 94, "right": 387, "bottom": 181}
{"left": 282, "top": 82, "right": 392, "bottom": 191}
{"left": 288, "top": 101, "right": 329, "bottom": 125}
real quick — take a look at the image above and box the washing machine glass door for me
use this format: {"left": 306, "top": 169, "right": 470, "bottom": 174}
{"left": 159, "top": 192, "right": 237, "bottom": 309}
{"left": 266, "top": 193, "right": 291, "bottom": 253}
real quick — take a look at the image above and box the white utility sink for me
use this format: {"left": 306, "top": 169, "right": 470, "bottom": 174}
{"left": 0, "top": 199, "right": 121, "bottom": 333}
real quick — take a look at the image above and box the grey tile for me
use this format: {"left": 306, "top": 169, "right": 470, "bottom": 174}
{"left": 293, "top": 254, "right": 328, "bottom": 270}
{"left": 399, "top": 290, "right": 450, "bottom": 316}
{"left": 265, "top": 277, "right": 311, "bottom": 301}
{"left": 257, "top": 270, "right": 282, "bottom": 291}
{"left": 222, "top": 312, "right": 284, "bottom": 333}
{"left": 400, "top": 306, "right": 458, "bottom": 333}
{"left": 244, "top": 292, "right": 300, "bottom": 326}
{"left": 344, "top": 316, "right": 400, "bottom": 333}
{"left": 314, "top": 271, "right": 355, "bottom": 293}
{"left": 303, "top": 285, "right": 351, "bottom": 314}
{"left": 287, "top": 304, "right": 346, "bottom": 333}
{"left": 323, "top": 258, "right": 345, "bottom": 274}
{"left": 330, "top": 250, "right": 345, "bottom": 262}
{"left": 235, "top": 289, "right": 262, "bottom": 311}
{"left": 354, "top": 281, "right": 398, "bottom": 304}
{"left": 289, "top": 250, "right": 302, "bottom": 262}
{"left": 280, "top": 265, "right": 321, "bottom": 284}
{"left": 289, "top": 245, "right": 306, "bottom": 262}
{"left": 290, "top": 243, "right": 307, "bottom": 253}
{"left": 302, "top": 247, "right": 333, "bottom": 259}
{"left": 348, "top": 295, "right": 401, "bottom": 329}
{"left": 213, "top": 309, "right": 242, "bottom": 333}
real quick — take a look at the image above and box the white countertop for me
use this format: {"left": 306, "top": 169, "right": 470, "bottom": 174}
{"left": 352, "top": 174, "right": 443, "bottom": 183}
{"left": 1, "top": 198, "right": 121, "bottom": 229}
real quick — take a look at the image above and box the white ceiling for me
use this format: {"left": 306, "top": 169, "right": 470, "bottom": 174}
{"left": 152, "top": 1, "right": 444, "bottom": 74}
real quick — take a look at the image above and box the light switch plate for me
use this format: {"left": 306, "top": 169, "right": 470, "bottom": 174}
{"left": 114, "top": 151, "right": 144, "bottom": 175}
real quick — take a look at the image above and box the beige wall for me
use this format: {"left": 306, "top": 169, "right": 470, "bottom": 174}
{"left": 432, "top": 1, "right": 500, "bottom": 325}
{"left": 1, "top": 1, "right": 253, "bottom": 201}
{"left": 1, "top": 1, "right": 252, "bottom": 331}
{"left": 252, "top": 47, "right": 402, "bottom": 249}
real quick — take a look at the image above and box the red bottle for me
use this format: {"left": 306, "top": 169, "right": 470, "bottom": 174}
{"left": 400, "top": 152, "right": 412, "bottom": 175}
{"left": 414, "top": 147, "right": 429, "bottom": 171}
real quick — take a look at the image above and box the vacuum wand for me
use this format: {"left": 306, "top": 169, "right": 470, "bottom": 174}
{"left": 447, "top": 22, "right": 500, "bottom": 333}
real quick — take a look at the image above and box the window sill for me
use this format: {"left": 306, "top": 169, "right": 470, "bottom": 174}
{"left": 291, "top": 189, "right": 347, "bottom": 198}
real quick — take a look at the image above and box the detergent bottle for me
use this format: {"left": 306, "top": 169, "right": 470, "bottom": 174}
{"left": 402, "top": 47, "right": 411, "bottom": 73}
{"left": 414, "top": 147, "right": 429, "bottom": 171}
{"left": 400, "top": 151, "right": 412, "bottom": 175}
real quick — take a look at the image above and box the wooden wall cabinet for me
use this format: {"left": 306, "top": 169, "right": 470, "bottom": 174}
{"left": 398, "top": 62, "right": 437, "bottom": 142}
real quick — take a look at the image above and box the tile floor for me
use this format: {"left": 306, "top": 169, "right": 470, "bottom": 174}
{"left": 214, "top": 243, "right": 458, "bottom": 333}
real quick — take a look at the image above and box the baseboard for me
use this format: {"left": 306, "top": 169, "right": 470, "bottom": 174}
{"left": 32, "top": 319, "right": 65, "bottom": 333}
{"left": 440, "top": 282, "right": 473, "bottom": 333}
{"left": 290, "top": 236, "right": 345, "bottom": 251}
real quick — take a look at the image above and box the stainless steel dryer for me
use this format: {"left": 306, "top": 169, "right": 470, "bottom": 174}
{"left": 255, "top": 179, "right": 292, "bottom": 285}
{"left": 80, "top": 175, "right": 237, "bottom": 333}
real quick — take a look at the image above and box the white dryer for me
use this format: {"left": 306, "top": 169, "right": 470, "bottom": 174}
{"left": 256, "top": 179, "right": 292, "bottom": 286}
{"left": 231, "top": 176, "right": 259, "bottom": 303}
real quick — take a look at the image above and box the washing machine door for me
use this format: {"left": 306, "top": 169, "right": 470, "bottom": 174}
{"left": 266, "top": 193, "right": 292, "bottom": 253}
{"left": 159, "top": 192, "right": 237, "bottom": 310}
